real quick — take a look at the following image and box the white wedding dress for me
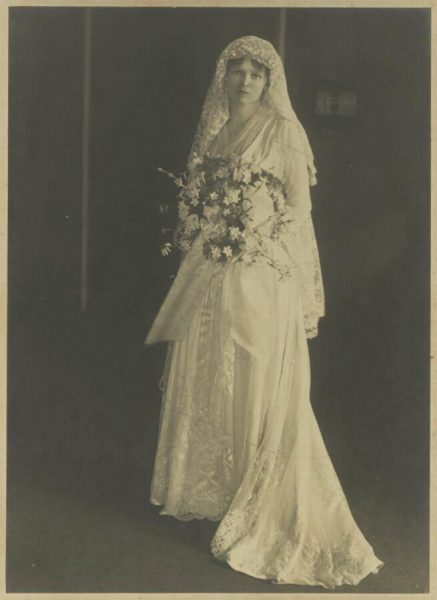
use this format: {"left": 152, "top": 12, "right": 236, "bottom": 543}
{"left": 147, "top": 106, "right": 384, "bottom": 588}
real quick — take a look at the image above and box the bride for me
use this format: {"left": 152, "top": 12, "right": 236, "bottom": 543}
{"left": 145, "top": 36, "right": 383, "bottom": 588}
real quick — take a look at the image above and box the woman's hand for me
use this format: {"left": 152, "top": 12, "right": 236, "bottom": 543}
{"left": 241, "top": 185, "right": 275, "bottom": 230}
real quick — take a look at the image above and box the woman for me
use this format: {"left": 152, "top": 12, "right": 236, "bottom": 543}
{"left": 145, "top": 36, "right": 383, "bottom": 588}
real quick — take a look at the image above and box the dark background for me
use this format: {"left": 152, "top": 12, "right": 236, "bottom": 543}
{"left": 8, "top": 7, "right": 430, "bottom": 593}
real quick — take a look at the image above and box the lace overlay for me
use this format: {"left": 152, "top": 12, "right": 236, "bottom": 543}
{"left": 151, "top": 268, "right": 236, "bottom": 520}
{"left": 210, "top": 408, "right": 383, "bottom": 588}
{"left": 293, "top": 215, "right": 325, "bottom": 338}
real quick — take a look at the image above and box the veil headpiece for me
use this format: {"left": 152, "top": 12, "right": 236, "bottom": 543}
{"left": 188, "top": 35, "right": 317, "bottom": 186}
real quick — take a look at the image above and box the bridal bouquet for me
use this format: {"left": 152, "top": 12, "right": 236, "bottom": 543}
{"left": 158, "top": 153, "right": 294, "bottom": 278}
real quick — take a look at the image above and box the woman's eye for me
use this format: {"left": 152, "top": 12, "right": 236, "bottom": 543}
{"left": 229, "top": 69, "right": 262, "bottom": 79}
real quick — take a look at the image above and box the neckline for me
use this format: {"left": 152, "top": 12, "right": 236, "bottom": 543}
{"left": 209, "top": 105, "right": 273, "bottom": 157}
{"left": 223, "top": 105, "right": 267, "bottom": 145}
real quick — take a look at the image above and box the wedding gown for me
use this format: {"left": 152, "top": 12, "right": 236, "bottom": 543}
{"left": 147, "top": 106, "right": 384, "bottom": 588}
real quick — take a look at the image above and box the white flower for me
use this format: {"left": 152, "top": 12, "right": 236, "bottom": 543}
{"left": 215, "top": 167, "right": 228, "bottom": 179}
{"left": 187, "top": 186, "right": 199, "bottom": 201}
{"left": 223, "top": 208, "right": 231, "bottom": 216}
{"left": 211, "top": 246, "right": 221, "bottom": 260}
{"left": 160, "top": 242, "right": 173, "bottom": 256}
{"left": 191, "top": 153, "right": 202, "bottom": 167}
{"left": 229, "top": 226, "right": 241, "bottom": 240}
{"left": 209, "top": 192, "right": 219, "bottom": 201}
{"left": 203, "top": 205, "right": 220, "bottom": 221}
{"left": 222, "top": 246, "right": 233, "bottom": 258}
{"left": 179, "top": 240, "right": 191, "bottom": 252}
{"left": 184, "top": 214, "right": 200, "bottom": 234}
{"left": 178, "top": 201, "right": 189, "bottom": 220}
{"left": 224, "top": 188, "right": 240, "bottom": 205}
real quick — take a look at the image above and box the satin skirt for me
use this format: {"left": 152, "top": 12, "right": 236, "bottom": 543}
{"left": 149, "top": 253, "right": 383, "bottom": 588}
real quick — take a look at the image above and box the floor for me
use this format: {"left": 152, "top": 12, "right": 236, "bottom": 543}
{"left": 6, "top": 294, "right": 429, "bottom": 593}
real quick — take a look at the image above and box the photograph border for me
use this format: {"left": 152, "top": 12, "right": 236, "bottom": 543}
{"left": 0, "top": 1, "right": 434, "bottom": 598}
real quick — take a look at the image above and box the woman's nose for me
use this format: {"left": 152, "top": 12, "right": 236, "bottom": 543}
{"left": 241, "top": 72, "right": 251, "bottom": 86}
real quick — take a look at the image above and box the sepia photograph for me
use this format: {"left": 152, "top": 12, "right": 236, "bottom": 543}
{"left": 5, "top": 2, "right": 432, "bottom": 596}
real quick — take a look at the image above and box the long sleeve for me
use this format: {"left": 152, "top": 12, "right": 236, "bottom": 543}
{"left": 274, "top": 118, "right": 313, "bottom": 227}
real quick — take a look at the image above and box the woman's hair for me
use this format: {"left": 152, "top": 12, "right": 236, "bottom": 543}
{"left": 226, "top": 56, "right": 270, "bottom": 87}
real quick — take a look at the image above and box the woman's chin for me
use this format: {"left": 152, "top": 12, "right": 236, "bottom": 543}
{"left": 231, "top": 95, "right": 258, "bottom": 105}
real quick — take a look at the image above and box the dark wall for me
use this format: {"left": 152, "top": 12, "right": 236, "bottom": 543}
{"left": 8, "top": 7, "right": 430, "bottom": 585}
{"left": 9, "top": 8, "right": 84, "bottom": 304}
{"left": 9, "top": 7, "right": 280, "bottom": 314}
{"left": 87, "top": 8, "right": 280, "bottom": 316}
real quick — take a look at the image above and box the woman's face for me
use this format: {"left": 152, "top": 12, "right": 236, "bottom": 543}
{"left": 225, "top": 57, "right": 268, "bottom": 107}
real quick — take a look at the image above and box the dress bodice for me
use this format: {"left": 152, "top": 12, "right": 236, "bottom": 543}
{"left": 207, "top": 105, "right": 313, "bottom": 220}
{"left": 145, "top": 105, "right": 324, "bottom": 348}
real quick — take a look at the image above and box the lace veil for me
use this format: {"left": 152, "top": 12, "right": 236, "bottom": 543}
{"left": 188, "top": 35, "right": 317, "bottom": 186}
{"left": 187, "top": 36, "right": 324, "bottom": 338}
